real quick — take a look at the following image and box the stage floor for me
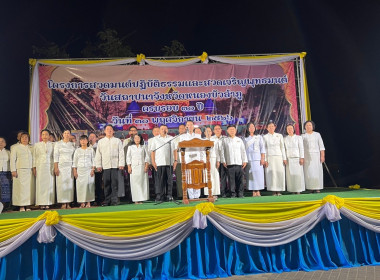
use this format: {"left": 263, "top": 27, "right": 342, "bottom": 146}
{"left": 1, "top": 187, "right": 379, "bottom": 220}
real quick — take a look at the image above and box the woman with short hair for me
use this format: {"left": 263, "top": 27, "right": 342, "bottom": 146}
{"left": 245, "top": 122, "right": 266, "bottom": 197}
{"left": 284, "top": 124, "right": 305, "bottom": 194}
{"left": 302, "top": 121, "right": 325, "bottom": 193}
{"left": 10, "top": 132, "right": 35, "bottom": 211}
{"left": 33, "top": 129, "right": 55, "bottom": 209}
{"left": 263, "top": 121, "right": 286, "bottom": 196}
{"left": 73, "top": 135, "right": 95, "bottom": 208}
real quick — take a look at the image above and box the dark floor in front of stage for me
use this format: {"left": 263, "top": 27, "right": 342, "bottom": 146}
{"left": 216, "top": 265, "right": 380, "bottom": 280}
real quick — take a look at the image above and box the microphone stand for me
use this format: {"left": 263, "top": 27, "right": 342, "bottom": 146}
{"left": 152, "top": 131, "right": 184, "bottom": 205}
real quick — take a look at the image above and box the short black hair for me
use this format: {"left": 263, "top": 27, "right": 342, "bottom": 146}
{"left": 80, "top": 134, "right": 90, "bottom": 146}
{"left": 20, "top": 132, "right": 30, "bottom": 142}
{"left": 104, "top": 124, "right": 114, "bottom": 130}
{"left": 178, "top": 124, "right": 185, "bottom": 128}
{"left": 213, "top": 124, "right": 222, "bottom": 129}
{"left": 267, "top": 120, "right": 276, "bottom": 126}
{"left": 131, "top": 134, "right": 144, "bottom": 145}
{"left": 41, "top": 129, "right": 51, "bottom": 135}
{"left": 159, "top": 124, "right": 168, "bottom": 128}
{"left": 185, "top": 120, "right": 194, "bottom": 125}
{"left": 129, "top": 125, "right": 138, "bottom": 131}
{"left": 0, "top": 136, "right": 6, "bottom": 142}
{"left": 227, "top": 125, "right": 236, "bottom": 129}
{"left": 303, "top": 120, "right": 315, "bottom": 130}
{"left": 285, "top": 124, "right": 295, "bottom": 135}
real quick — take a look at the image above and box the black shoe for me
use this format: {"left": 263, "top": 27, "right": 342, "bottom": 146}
{"left": 238, "top": 194, "right": 244, "bottom": 198}
{"left": 101, "top": 202, "right": 110, "bottom": 207}
{"left": 111, "top": 202, "right": 120, "bottom": 206}
{"left": 167, "top": 196, "right": 174, "bottom": 201}
{"left": 231, "top": 194, "right": 236, "bottom": 198}
{"left": 221, "top": 194, "right": 227, "bottom": 198}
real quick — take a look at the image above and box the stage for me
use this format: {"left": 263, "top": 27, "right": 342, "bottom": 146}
{"left": 1, "top": 187, "right": 380, "bottom": 279}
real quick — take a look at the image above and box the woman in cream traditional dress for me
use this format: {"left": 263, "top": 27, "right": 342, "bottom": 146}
{"left": 245, "top": 122, "right": 266, "bottom": 197}
{"left": 54, "top": 130, "right": 75, "bottom": 209}
{"left": 33, "top": 129, "right": 55, "bottom": 209}
{"left": 284, "top": 124, "right": 305, "bottom": 194}
{"left": 302, "top": 121, "right": 325, "bottom": 193}
{"left": 73, "top": 135, "right": 95, "bottom": 208}
{"left": 10, "top": 132, "right": 35, "bottom": 211}
{"left": 126, "top": 134, "right": 149, "bottom": 204}
{"left": 263, "top": 121, "right": 286, "bottom": 196}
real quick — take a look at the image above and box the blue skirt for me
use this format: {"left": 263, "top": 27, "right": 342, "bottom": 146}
{"left": 0, "top": 171, "right": 12, "bottom": 202}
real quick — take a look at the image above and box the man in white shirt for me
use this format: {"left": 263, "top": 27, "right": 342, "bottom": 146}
{"left": 222, "top": 125, "right": 248, "bottom": 198}
{"left": 147, "top": 126, "right": 160, "bottom": 196}
{"left": 95, "top": 125, "right": 125, "bottom": 206}
{"left": 150, "top": 125, "right": 175, "bottom": 202}
{"left": 172, "top": 124, "right": 186, "bottom": 199}
{"left": 174, "top": 120, "right": 202, "bottom": 199}
{"left": 89, "top": 132, "right": 104, "bottom": 205}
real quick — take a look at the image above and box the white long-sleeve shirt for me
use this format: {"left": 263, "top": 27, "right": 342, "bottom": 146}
{"left": 126, "top": 145, "right": 149, "bottom": 166}
{"left": 263, "top": 133, "right": 286, "bottom": 161}
{"left": 223, "top": 136, "right": 248, "bottom": 165}
{"left": 302, "top": 132, "right": 325, "bottom": 154}
{"left": 73, "top": 147, "right": 95, "bottom": 168}
{"left": 245, "top": 135, "right": 266, "bottom": 162}
{"left": 10, "top": 144, "right": 33, "bottom": 171}
{"left": 284, "top": 135, "right": 304, "bottom": 159}
{"left": 0, "top": 148, "right": 10, "bottom": 172}
{"left": 54, "top": 140, "right": 75, "bottom": 165}
{"left": 209, "top": 135, "right": 225, "bottom": 162}
{"left": 33, "top": 141, "right": 54, "bottom": 167}
{"left": 150, "top": 135, "right": 175, "bottom": 166}
{"left": 177, "top": 133, "right": 203, "bottom": 163}
{"left": 95, "top": 137, "right": 124, "bottom": 169}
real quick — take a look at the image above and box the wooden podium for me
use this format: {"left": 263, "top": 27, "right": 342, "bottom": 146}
{"left": 178, "top": 138, "right": 214, "bottom": 204}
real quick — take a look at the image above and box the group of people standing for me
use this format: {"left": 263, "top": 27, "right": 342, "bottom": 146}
{"left": 0, "top": 119, "right": 325, "bottom": 212}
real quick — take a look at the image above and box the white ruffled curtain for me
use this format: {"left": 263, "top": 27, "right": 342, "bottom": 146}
{"left": 208, "top": 54, "right": 299, "bottom": 65}
{"left": 2, "top": 203, "right": 380, "bottom": 260}
{"left": 144, "top": 57, "right": 201, "bottom": 67}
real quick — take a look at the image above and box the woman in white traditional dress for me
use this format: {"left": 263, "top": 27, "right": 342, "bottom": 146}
{"left": 284, "top": 124, "right": 305, "bottom": 194}
{"left": 33, "top": 129, "right": 55, "bottom": 209}
{"left": 263, "top": 121, "right": 286, "bottom": 196}
{"left": 302, "top": 121, "right": 325, "bottom": 193}
{"left": 73, "top": 135, "right": 95, "bottom": 208}
{"left": 10, "top": 132, "right": 35, "bottom": 211}
{"left": 204, "top": 127, "right": 221, "bottom": 198}
{"left": 54, "top": 130, "right": 75, "bottom": 209}
{"left": 126, "top": 134, "right": 149, "bottom": 204}
{"left": 245, "top": 122, "right": 266, "bottom": 197}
